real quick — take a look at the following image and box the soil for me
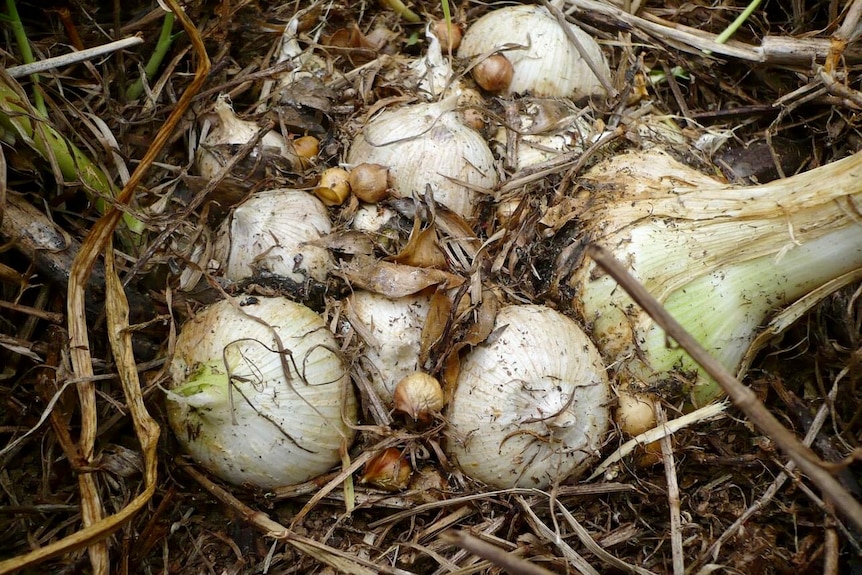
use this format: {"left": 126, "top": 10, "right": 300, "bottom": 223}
{"left": 1, "top": 1, "right": 861, "bottom": 574}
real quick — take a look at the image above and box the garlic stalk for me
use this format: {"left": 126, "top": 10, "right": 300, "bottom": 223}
{"left": 166, "top": 296, "right": 357, "bottom": 489}
{"left": 213, "top": 189, "right": 334, "bottom": 283}
{"left": 565, "top": 149, "right": 862, "bottom": 417}
{"left": 446, "top": 305, "right": 610, "bottom": 488}
{"left": 196, "top": 94, "right": 299, "bottom": 180}
{"left": 347, "top": 95, "right": 498, "bottom": 219}
{"left": 458, "top": 4, "right": 610, "bottom": 98}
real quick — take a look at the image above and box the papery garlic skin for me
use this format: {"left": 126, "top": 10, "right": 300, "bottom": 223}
{"left": 166, "top": 297, "right": 357, "bottom": 489}
{"left": 446, "top": 305, "right": 610, "bottom": 488}
{"left": 493, "top": 99, "right": 597, "bottom": 170}
{"left": 347, "top": 96, "right": 498, "bottom": 219}
{"left": 196, "top": 94, "right": 298, "bottom": 180}
{"left": 213, "top": 189, "right": 334, "bottom": 283}
{"left": 458, "top": 4, "right": 610, "bottom": 99}
{"left": 348, "top": 290, "right": 431, "bottom": 404}
{"left": 568, "top": 149, "right": 862, "bottom": 409}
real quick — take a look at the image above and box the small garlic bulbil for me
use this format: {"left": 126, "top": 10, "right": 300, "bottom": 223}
{"left": 360, "top": 448, "right": 412, "bottom": 491}
{"left": 196, "top": 94, "right": 299, "bottom": 180}
{"left": 166, "top": 296, "right": 358, "bottom": 489}
{"left": 446, "top": 305, "right": 610, "bottom": 488}
{"left": 347, "top": 96, "right": 498, "bottom": 219}
{"left": 349, "top": 163, "right": 390, "bottom": 203}
{"left": 472, "top": 54, "right": 514, "bottom": 93}
{"left": 213, "top": 189, "right": 334, "bottom": 283}
{"left": 393, "top": 372, "right": 445, "bottom": 422}
{"left": 315, "top": 167, "right": 351, "bottom": 206}
{"left": 458, "top": 4, "right": 610, "bottom": 98}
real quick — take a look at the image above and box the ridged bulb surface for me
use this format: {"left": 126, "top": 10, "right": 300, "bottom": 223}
{"left": 214, "top": 189, "right": 334, "bottom": 283}
{"left": 458, "top": 4, "right": 609, "bottom": 99}
{"left": 167, "top": 297, "right": 357, "bottom": 489}
{"left": 446, "top": 305, "right": 610, "bottom": 488}
{"left": 347, "top": 97, "right": 498, "bottom": 219}
{"left": 348, "top": 290, "right": 431, "bottom": 404}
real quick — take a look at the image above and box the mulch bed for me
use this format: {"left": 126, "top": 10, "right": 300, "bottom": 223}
{"left": 1, "top": 1, "right": 860, "bottom": 573}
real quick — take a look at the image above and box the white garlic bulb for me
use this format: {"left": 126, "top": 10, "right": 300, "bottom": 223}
{"left": 347, "top": 96, "right": 498, "bottom": 219}
{"left": 196, "top": 94, "right": 299, "bottom": 180}
{"left": 458, "top": 4, "right": 610, "bottom": 99}
{"left": 347, "top": 290, "right": 431, "bottom": 404}
{"left": 493, "top": 99, "right": 598, "bottom": 170}
{"left": 213, "top": 189, "right": 334, "bottom": 283}
{"left": 166, "top": 296, "right": 357, "bottom": 489}
{"left": 446, "top": 305, "right": 610, "bottom": 488}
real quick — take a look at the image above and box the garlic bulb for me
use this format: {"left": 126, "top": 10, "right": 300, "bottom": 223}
{"left": 166, "top": 296, "right": 357, "bottom": 489}
{"left": 347, "top": 96, "right": 498, "bottom": 219}
{"left": 446, "top": 305, "right": 610, "bottom": 488}
{"left": 347, "top": 290, "right": 431, "bottom": 404}
{"left": 196, "top": 94, "right": 299, "bottom": 180}
{"left": 213, "top": 189, "right": 334, "bottom": 283}
{"left": 458, "top": 4, "right": 610, "bottom": 98}
{"left": 493, "top": 99, "right": 597, "bottom": 170}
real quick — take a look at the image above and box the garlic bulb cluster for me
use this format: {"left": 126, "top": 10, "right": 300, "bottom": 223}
{"left": 458, "top": 4, "right": 610, "bottom": 99}
{"left": 567, "top": 149, "right": 862, "bottom": 412}
{"left": 166, "top": 296, "right": 357, "bottom": 489}
{"left": 196, "top": 94, "right": 299, "bottom": 180}
{"left": 446, "top": 305, "right": 610, "bottom": 488}
{"left": 213, "top": 189, "right": 334, "bottom": 283}
{"left": 347, "top": 290, "right": 431, "bottom": 404}
{"left": 347, "top": 96, "right": 498, "bottom": 219}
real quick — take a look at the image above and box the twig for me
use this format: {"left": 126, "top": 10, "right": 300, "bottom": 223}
{"left": 657, "top": 405, "right": 684, "bottom": 575}
{"left": 585, "top": 244, "right": 862, "bottom": 534}
{"left": 517, "top": 495, "right": 601, "bottom": 575}
{"left": 441, "top": 531, "right": 558, "bottom": 575}
{"left": 587, "top": 402, "right": 728, "bottom": 481}
{"left": 555, "top": 502, "right": 658, "bottom": 575}
{"left": 6, "top": 36, "right": 144, "bottom": 78}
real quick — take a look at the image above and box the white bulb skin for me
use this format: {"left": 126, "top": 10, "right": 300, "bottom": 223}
{"left": 446, "top": 305, "right": 611, "bottom": 488}
{"left": 458, "top": 4, "right": 610, "bottom": 99}
{"left": 347, "top": 97, "right": 498, "bottom": 219}
{"left": 348, "top": 290, "right": 431, "bottom": 405}
{"left": 166, "top": 297, "right": 357, "bottom": 490}
{"left": 213, "top": 189, "right": 334, "bottom": 283}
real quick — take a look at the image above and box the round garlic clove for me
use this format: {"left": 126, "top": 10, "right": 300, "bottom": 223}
{"left": 347, "top": 97, "right": 498, "bottom": 219}
{"left": 349, "top": 163, "right": 390, "bottom": 204}
{"left": 393, "top": 372, "right": 445, "bottom": 422}
{"left": 348, "top": 290, "right": 431, "bottom": 404}
{"left": 431, "top": 19, "right": 462, "bottom": 53}
{"left": 446, "top": 305, "right": 611, "bottom": 488}
{"left": 195, "top": 94, "right": 299, "bottom": 180}
{"left": 458, "top": 4, "right": 610, "bottom": 99}
{"left": 213, "top": 189, "right": 334, "bottom": 283}
{"left": 360, "top": 448, "right": 413, "bottom": 491}
{"left": 293, "top": 135, "right": 320, "bottom": 168}
{"left": 315, "top": 167, "right": 352, "bottom": 206}
{"left": 166, "top": 296, "right": 358, "bottom": 489}
{"left": 471, "top": 54, "right": 514, "bottom": 94}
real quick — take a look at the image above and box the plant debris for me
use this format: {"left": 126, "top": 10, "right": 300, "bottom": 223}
{"left": 1, "top": 1, "right": 861, "bottom": 574}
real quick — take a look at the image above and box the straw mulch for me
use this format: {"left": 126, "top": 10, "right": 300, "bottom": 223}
{"left": 1, "top": 1, "right": 860, "bottom": 574}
